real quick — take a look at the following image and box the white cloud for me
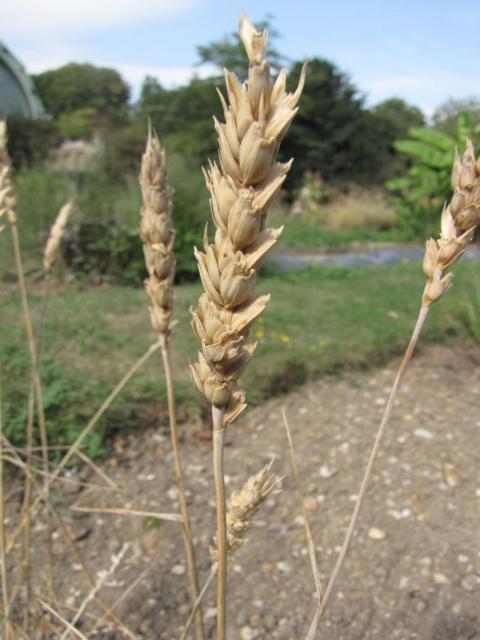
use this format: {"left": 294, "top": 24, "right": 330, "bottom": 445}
{"left": 2, "top": 0, "right": 198, "bottom": 37}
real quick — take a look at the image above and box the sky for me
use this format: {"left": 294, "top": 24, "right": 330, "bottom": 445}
{"left": 2, "top": 0, "right": 479, "bottom": 116}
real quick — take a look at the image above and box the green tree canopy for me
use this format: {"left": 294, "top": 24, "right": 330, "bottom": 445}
{"left": 138, "top": 76, "right": 223, "bottom": 161}
{"left": 432, "top": 97, "right": 480, "bottom": 137}
{"left": 370, "top": 98, "right": 426, "bottom": 180}
{"left": 33, "top": 63, "right": 130, "bottom": 119}
{"left": 282, "top": 58, "right": 382, "bottom": 187}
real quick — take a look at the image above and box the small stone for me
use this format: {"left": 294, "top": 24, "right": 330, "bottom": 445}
{"left": 240, "top": 627, "right": 258, "bottom": 640}
{"left": 319, "top": 465, "right": 337, "bottom": 479}
{"left": 414, "top": 428, "right": 434, "bottom": 439}
{"left": 443, "top": 463, "right": 460, "bottom": 487}
{"left": 303, "top": 497, "right": 318, "bottom": 512}
{"left": 276, "top": 561, "right": 291, "bottom": 573}
{"left": 171, "top": 564, "right": 185, "bottom": 576}
{"left": 167, "top": 487, "right": 179, "bottom": 501}
{"left": 433, "top": 573, "right": 449, "bottom": 585}
{"left": 205, "top": 607, "right": 217, "bottom": 620}
{"left": 461, "top": 574, "right": 480, "bottom": 592}
{"left": 368, "top": 527, "right": 386, "bottom": 540}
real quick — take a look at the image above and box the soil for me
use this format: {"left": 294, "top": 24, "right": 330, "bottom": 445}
{"left": 8, "top": 345, "right": 480, "bottom": 639}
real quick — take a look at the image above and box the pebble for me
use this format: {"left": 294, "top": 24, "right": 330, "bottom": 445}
{"left": 167, "top": 487, "right": 178, "bottom": 501}
{"left": 303, "top": 497, "right": 318, "bottom": 512}
{"left": 433, "top": 572, "right": 449, "bottom": 585}
{"left": 414, "top": 428, "right": 434, "bottom": 439}
{"left": 205, "top": 607, "right": 217, "bottom": 620}
{"left": 368, "top": 527, "right": 386, "bottom": 540}
{"left": 170, "top": 564, "right": 185, "bottom": 576}
{"left": 240, "top": 627, "right": 258, "bottom": 640}
{"left": 319, "top": 465, "right": 337, "bottom": 479}
{"left": 461, "top": 573, "right": 480, "bottom": 592}
{"left": 443, "top": 463, "right": 460, "bottom": 487}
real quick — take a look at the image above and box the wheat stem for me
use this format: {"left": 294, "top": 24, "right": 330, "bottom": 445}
{"left": 212, "top": 406, "right": 227, "bottom": 640}
{"left": 317, "top": 303, "right": 430, "bottom": 622}
{"left": 160, "top": 335, "right": 205, "bottom": 640}
{"left": 180, "top": 569, "right": 216, "bottom": 640}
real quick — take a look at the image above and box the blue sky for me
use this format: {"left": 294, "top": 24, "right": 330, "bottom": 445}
{"left": 2, "top": 0, "right": 479, "bottom": 115}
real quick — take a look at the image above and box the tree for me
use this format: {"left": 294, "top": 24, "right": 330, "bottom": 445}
{"left": 371, "top": 98, "right": 426, "bottom": 180}
{"left": 282, "top": 58, "right": 383, "bottom": 188}
{"left": 387, "top": 114, "right": 480, "bottom": 236}
{"left": 432, "top": 97, "right": 480, "bottom": 137}
{"left": 33, "top": 64, "right": 130, "bottom": 121}
{"left": 138, "top": 76, "right": 223, "bottom": 162}
{"left": 196, "top": 16, "right": 286, "bottom": 79}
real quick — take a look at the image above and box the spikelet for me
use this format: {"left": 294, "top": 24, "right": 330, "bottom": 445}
{"left": 43, "top": 201, "right": 74, "bottom": 272}
{"left": 190, "top": 16, "right": 306, "bottom": 424}
{"left": 0, "top": 121, "right": 16, "bottom": 230}
{"left": 210, "top": 461, "right": 282, "bottom": 560}
{"left": 139, "top": 126, "right": 175, "bottom": 339}
{"left": 422, "top": 139, "right": 480, "bottom": 306}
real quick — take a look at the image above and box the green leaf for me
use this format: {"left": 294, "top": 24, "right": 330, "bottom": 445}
{"left": 408, "top": 127, "right": 455, "bottom": 152}
{"left": 394, "top": 140, "right": 452, "bottom": 168}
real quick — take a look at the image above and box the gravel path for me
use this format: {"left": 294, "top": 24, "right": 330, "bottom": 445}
{"left": 17, "top": 345, "right": 480, "bottom": 639}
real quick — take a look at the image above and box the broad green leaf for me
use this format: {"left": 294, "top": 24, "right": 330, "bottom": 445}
{"left": 408, "top": 127, "right": 455, "bottom": 152}
{"left": 394, "top": 140, "right": 451, "bottom": 168}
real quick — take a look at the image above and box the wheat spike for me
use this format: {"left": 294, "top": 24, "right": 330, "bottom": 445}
{"left": 210, "top": 461, "right": 281, "bottom": 560}
{"left": 139, "top": 126, "right": 175, "bottom": 339}
{"left": 0, "top": 121, "right": 16, "bottom": 230}
{"left": 43, "top": 202, "right": 74, "bottom": 272}
{"left": 190, "top": 16, "right": 306, "bottom": 425}
{"left": 422, "top": 139, "right": 480, "bottom": 306}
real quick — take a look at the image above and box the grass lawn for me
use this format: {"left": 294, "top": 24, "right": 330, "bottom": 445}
{"left": 2, "top": 261, "right": 479, "bottom": 455}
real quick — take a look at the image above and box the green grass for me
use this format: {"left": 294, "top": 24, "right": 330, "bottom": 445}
{"left": 273, "top": 214, "right": 410, "bottom": 250}
{"left": 1, "top": 261, "right": 479, "bottom": 455}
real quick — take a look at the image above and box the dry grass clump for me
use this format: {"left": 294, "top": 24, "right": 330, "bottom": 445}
{"left": 43, "top": 201, "right": 74, "bottom": 272}
{"left": 323, "top": 185, "right": 395, "bottom": 230}
{"left": 189, "top": 15, "right": 305, "bottom": 638}
{"left": 295, "top": 178, "right": 396, "bottom": 230}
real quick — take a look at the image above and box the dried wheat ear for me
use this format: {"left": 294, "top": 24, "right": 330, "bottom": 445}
{"left": 190, "top": 16, "right": 306, "bottom": 425}
{"left": 422, "top": 140, "right": 480, "bottom": 305}
{"left": 210, "top": 461, "right": 282, "bottom": 560}
{"left": 139, "top": 126, "right": 175, "bottom": 339}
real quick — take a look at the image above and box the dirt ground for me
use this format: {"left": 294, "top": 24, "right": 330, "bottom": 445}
{"left": 9, "top": 345, "right": 480, "bottom": 639}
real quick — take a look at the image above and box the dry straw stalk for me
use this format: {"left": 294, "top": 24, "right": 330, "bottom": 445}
{"left": 189, "top": 16, "right": 305, "bottom": 639}
{"left": 0, "top": 120, "right": 54, "bottom": 625}
{"left": 139, "top": 127, "right": 205, "bottom": 640}
{"left": 316, "top": 140, "right": 480, "bottom": 623}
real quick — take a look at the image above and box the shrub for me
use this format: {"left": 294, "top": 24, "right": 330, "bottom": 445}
{"left": 6, "top": 117, "right": 61, "bottom": 168}
{"left": 387, "top": 114, "right": 480, "bottom": 237}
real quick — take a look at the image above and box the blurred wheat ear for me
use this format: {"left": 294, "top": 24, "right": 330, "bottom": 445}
{"left": 139, "top": 125, "right": 205, "bottom": 640}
